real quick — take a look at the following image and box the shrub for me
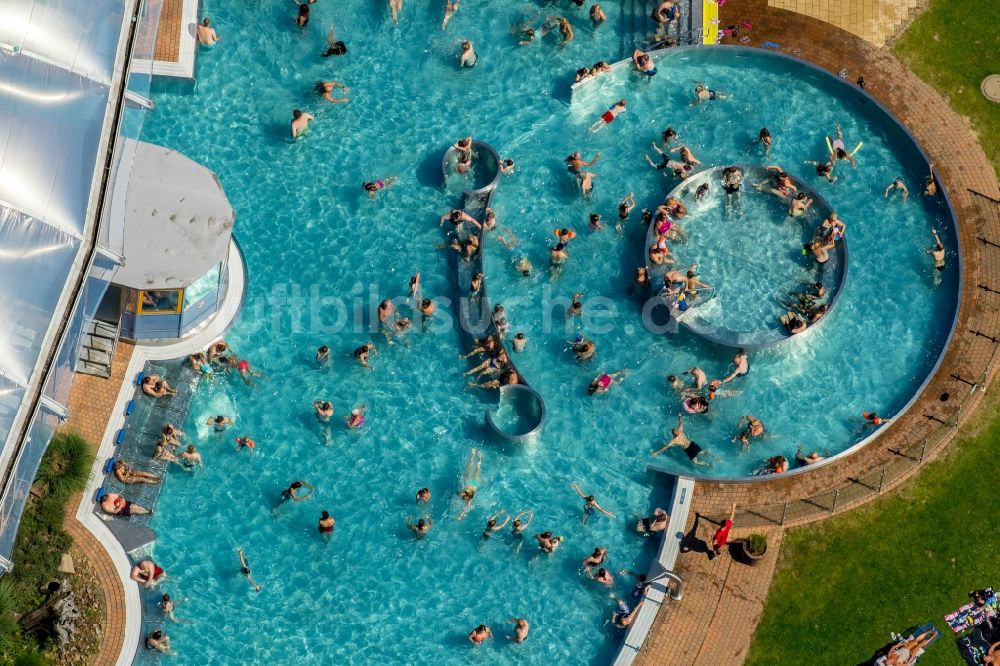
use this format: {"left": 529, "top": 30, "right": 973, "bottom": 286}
{"left": 745, "top": 533, "right": 768, "bottom": 556}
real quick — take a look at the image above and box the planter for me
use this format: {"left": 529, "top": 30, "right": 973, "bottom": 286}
{"left": 739, "top": 533, "right": 768, "bottom": 566}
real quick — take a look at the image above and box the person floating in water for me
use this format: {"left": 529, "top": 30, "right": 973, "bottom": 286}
{"left": 611, "top": 598, "right": 644, "bottom": 628}
{"left": 468, "top": 624, "right": 492, "bottom": 645}
{"left": 456, "top": 448, "right": 482, "bottom": 520}
{"left": 510, "top": 510, "right": 533, "bottom": 553}
{"left": 588, "top": 370, "right": 625, "bottom": 395}
{"left": 651, "top": 413, "right": 718, "bottom": 467}
{"left": 571, "top": 482, "right": 615, "bottom": 523}
{"left": 862, "top": 411, "right": 890, "bottom": 428}
{"left": 481, "top": 509, "right": 510, "bottom": 539}
{"left": 804, "top": 158, "right": 838, "bottom": 183}
{"left": 693, "top": 81, "right": 728, "bottom": 105}
{"left": 238, "top": 549, "right": 262, "bottom": 592}
{"left": 441, "top": 0, "right": 459, "bottom": 30}
{"left": 721, "top": 166, "right": 744, "bottom": 213}
{"left": 590, "top": 4, "right": 606, "bottom": 29}
{"left": 533, "top": 531, "right": 564, "bottom": 553}
{"left": 344, "top": 405, "right": 366, "bottom": 429}
{"left": 927, "top": 228, "right": 946, "bottom": 280}
{"left": 276, "top": 480, "right": 314, "bottom": 508}
{"left": 795, "top": 447, "right": 825, "bottom": 466}
{"left": 883, "top": 176, "right": 909, "bottom": 200}
{"left": 316, "top": 80, "right": 349, "bottom": 104}
{"left": 827, "top": 123, "right": 860, "bottom": 168}
{"left": 589, "top": 98, "right": 626, "bottom": 133}
{"left": 388, "top": 0, "right": 403, "bottom": 24}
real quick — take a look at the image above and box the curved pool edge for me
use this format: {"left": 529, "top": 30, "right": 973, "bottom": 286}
{"left": 484, "top": 384, "right": 546, "bottom": 442}
{"left": 74, "top": 238, "right": 246, "bottom": 665}
{"left": 442, "top": 140, "right": 548, "bottom": 442}
{"left": 610, "top": 44, "right": 965, "bottom": 484}
{"left": 643, "top": 164, "right": 849, "bottom": 351}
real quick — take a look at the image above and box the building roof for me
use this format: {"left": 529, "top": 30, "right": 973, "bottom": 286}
{"left": 111, "top": 140, "right": 234, "bottom": 289}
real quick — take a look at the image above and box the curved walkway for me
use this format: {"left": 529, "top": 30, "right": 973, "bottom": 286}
{"left": 633, "top": 2, "right": 1000, "bottom": 663}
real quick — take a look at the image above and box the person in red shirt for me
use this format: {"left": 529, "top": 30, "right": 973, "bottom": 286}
{"left": 710, "top": 502, "right": 737, "bottom": 560}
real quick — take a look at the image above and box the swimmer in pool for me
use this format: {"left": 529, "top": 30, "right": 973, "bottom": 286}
{"left": 635, "top": 508, "right": 669, "bottom": 533}
{"left": 197, "top": 17, "right": 220, "bottom": 46}
{"left": 291, "top": 109, "right": 314, "bottom": 139}
{"left": 459, "top": 40, "right": 477, "bottom": 68}
{"left": 721, "top": 166, "right": 744, "bottom": 213}
{"left": 589, "top": 567, "right": 615, "bottom": 586}
{"left": 388, "top": 0, "right": 403, "bottom": 24}
{"left": 507, "top": 618, "right": 530, "bottom": 643}
{"left": 363, "top": 177, "right": 396, "bottom": 199}
{"left": 780, "top": 311, "right": 807, "bottom": 335}
{"left": 344, "top": 405, "right": 366, "bottom": 429}
{"left": 568, "top": 292, "right": 585, "bottom": 317}
{"left": 795, "top": 447, "right": 825, "bottom": 466}
{"left": 238, "top": 548, "right": 262, "bottom": 592}
{"left": 693, "top": 82, "right": 727, "bottom": 105}
{"left": 566, "top": 151, "right": 600, "bottom": 174}
{"left": 755, "top": 127, "right": 772, "bottom": 155}
{"left": 141, "top": 375, "right": 176, "bottom": 398}
{"left": 571, "top": 336, "right": 595, "bottom": 361}
{"left": 618, "top": 192, "right": 636, "bottom": 227}
{"left": 683, "top": 395, "right": 709, "bottom": 414}
{"left": 456, "top": 448, "right": 482, "bottom": 520}
{"left": 577, "top": 171, "right": 596, "bottom": 198}
{"left": 440, "top": 208, "right": 482, "bottom": 231}
{"left": 545, "top": 16, "right": 574, "bottom": 44}
{"left": 735, "top": 414, "right": 766, "bottom": 441}
{"left": 318, "top": 510, "right": 335, "bottom": 541}
{"left": 481, "top": 510, "right": 510, "bottom": 539}
{"left": 583, "top": 548, "right": 608, "bottom": 569}
{"left": 571, "top": 482, "right": 616, "bottom": 523}
{"left": 883, "top": 176, "right": 909, "bottom": 200}
{"left": 804, "top": 158, "right": 838, "bottom": 182}
{"left": 587, "top": 370, "right": 625, "bottom": 395}
{"left": 441, "top": 0, "right": 459, "bottom": 30}
{"left": 683, "top": 367, "right": 708, "bottom": 390}
{"left": 533, "top": 531, "right": 564, "bottom": 553}
{"left": 313, "top": 400, "right": 333, "bottom": 423}
{"left": 468, "top": 624, "right": 492, "bottom": 645}
{"left": 130, "top": 560, "right": 165, "bottom": 589}
{"left": 827, "top": 123, "right": 858, "bottom": 168}
{"left": 515, "top": 256, "right": 533, "bottom": 277}
{"left": 589, "top": 98, "right": 626, "bottom": 133}
{"left": 719, "top": 349, "right": 749, "bottom": 384}
{"left": 296, "top": 3, "right": 310, "bottom": 28}
{"left": 788, "top": 192, "right": 813, "bottom": 218}
{"left": 923, "top": 164, "right": 938, "bottom": 196}
{"left": 632, "top": 49, "right": 657, "bottom": 77}
{"left": 590, "top": 4, "right": 606, "bottom": 28}
{"left": 651, "top": 413, "right": 717, "bottom": 466}
{"left": 354, "top": 342, "right": 377, "bottom": 369}
{"left": 315, "top": 345, "right": 330, "bottom": 364}
{"left": 512, "top": 332, "right": 528, "bottom": 352}
{"left": 407, "top": 515, "right": 433, "bottom": 537}
{"left": 416, "top": 487, "right": 431, "bottom": 503}
{"left": 276, "top": 480, "right": 314, "bottom": 506}
{"left": 316, "top": 80, "right": 349, "bottom": 104}
{"left": 927, "top": 228, "right": 946, "bottom": 277}
{"left": 612, "top": 599, "right": 644, "bottom": 628}
{"left": 672, "top": 145, "right": 701, "bottom": 166}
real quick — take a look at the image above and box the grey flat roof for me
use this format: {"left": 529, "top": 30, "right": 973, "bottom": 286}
{"left": 112, "top": 140, "right": 234, "bottom": 289}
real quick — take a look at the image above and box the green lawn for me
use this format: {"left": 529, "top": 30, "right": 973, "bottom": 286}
{"left": 893, "top": 0, "right": 1000, "bottom": 179}
{"left": 746, "top": 386, "right": 1000, "bottom": 665}
{"left": 747, "top": 4, "right": 1000, "bottom": 663}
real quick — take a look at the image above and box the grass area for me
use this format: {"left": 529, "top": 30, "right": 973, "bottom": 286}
{"left": 746, "top": 384, "right": 1000, "bottom": 666}
{"left": 0, "top": 432, "right": 93, "bottom": 663}
{"left": 892, "top": 0, "right": 1000, "bottom": 179}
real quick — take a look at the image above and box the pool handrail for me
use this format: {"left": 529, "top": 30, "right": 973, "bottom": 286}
{"left": 612, "top": 475, "right": 694, "bottom": 665}
{"left": 643, "top": 164, "right": 849, "bottom": 351}
{"left": 441, "top": 140, "right": 546, "bottom": 441}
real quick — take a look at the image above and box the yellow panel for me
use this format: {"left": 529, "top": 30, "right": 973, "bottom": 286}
{"left": 703, "top": 0, "right": 719, "bottom": 44}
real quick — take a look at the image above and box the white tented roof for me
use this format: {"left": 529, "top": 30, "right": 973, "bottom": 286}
{"left": 0, "top": 0, "right": 130, "bottom": 455}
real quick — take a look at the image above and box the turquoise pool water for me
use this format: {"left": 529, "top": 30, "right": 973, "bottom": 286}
{"left": 137, "top": 0, "right": 958, "bottom": 662}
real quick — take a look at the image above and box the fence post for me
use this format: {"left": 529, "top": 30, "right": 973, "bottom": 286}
{"left": 877, "top": 467, "right": 886, "bottom": 494}
{"left": 919, "top": 438, "right": 928, "bottom": 462}
{"left": 780, "top": 501, "right": 787, "bottom": 526}
{"left": 830, "top": 489, "right": 840, "bottom": 513}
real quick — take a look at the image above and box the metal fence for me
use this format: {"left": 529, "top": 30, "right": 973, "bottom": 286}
{"left": 736, "top": 361, "right": 995, "bottom": 528}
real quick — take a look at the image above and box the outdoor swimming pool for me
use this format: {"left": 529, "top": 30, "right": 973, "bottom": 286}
{"left": 136, "top": 1, "right": 958, "bottom": 662}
